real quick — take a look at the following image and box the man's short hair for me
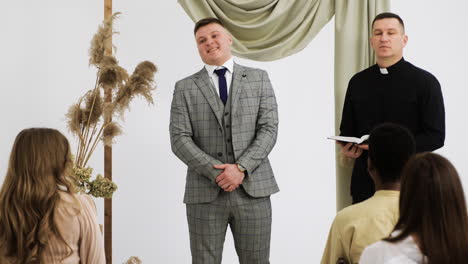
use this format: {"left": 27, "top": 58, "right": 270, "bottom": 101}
{"left": 194, "top": 17, "right": 226, "bottom": 35}
{"left": 372, "top": 12, "right": 405, "bottom": 31}
{"left": 368, "top": 123, "right": 415, "bottom": 183}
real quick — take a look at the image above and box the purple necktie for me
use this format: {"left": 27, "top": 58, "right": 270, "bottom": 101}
{"left": 214, "top": 68, "right": 228, "bottom": 105}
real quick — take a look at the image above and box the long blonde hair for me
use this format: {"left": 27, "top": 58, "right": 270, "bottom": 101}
{"left": 0, "top": 128, "right": 76, "bottom": 263}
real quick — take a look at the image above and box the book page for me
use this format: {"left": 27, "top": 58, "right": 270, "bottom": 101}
{"left": 327, "top": 135, "right": 369, "bottom": 144}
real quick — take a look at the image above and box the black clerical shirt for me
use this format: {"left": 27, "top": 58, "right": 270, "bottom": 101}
{"left": 340, "top": 58, "right": 445, "bottom": 202}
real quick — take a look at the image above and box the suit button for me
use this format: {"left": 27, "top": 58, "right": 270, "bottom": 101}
{"left": 224, "top": 112, "right": 229, "bottom": 116}
{"left": 227, "top": 138, "right": 231, "bottom": 143}
{"left": 217, "top": 152, "right": 223, "bottom": 157}
{"left": 228, "top": 152, "right": 233, "bottom": 156}
{"left": 226, "top": 125, "right": 230, "bottom": 128}
{"left": 218, "top": 127, "right": 222, "bottom": 132}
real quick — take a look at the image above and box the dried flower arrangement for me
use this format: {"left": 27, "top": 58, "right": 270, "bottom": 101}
{"left": 125, "top": 256, "right": 142, "bottom": 264}
{"left": 66, "top": 12, "right": 157, "bottom": 198}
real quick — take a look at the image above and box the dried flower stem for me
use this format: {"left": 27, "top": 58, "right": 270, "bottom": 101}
{"left": 78, "top": 72, "right": 101, "bottom": 166}
{"left": 75, "top": 131, "right": 83, "bottom": 165}
{"left": 81, "top": 120, "right": 99, "bottom": 166}
{"left": 83, "top": 124, "right": 106, "bottom": 167}
{"left": 84, "top": 123, "right": 99, "bottom": 163}
{"left": 82, "top": 75, "right": 100, "bottom": 137}
{"left": 74, "top": 96, "right": 87, "bottom": 165}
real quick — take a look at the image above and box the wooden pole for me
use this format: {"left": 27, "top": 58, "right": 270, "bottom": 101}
{"left": 104, "top": 0, "right": 113, "bottom": 263}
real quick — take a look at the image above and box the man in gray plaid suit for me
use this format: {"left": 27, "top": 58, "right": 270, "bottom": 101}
{"left": 170, "top": 17, "right": 279, "bottom": 263}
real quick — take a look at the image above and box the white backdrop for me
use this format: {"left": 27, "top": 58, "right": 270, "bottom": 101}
{"left": 0, "top": 0, "right": 466, "bottom": 263}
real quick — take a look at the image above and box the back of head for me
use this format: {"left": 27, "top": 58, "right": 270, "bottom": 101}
{"left": 0, "top": 128, "right": 75, "bottom": 263}
{"left": 390, "top": 153, "right": 468, "bottom": 263}
{"left": 368, "top": 123, "right": 416, "bottom": 184}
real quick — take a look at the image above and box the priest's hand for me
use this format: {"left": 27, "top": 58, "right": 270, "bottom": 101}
{"left": 214, "top": 164, "right": 245, "bottom": 192}
{"left": 357, "top": 144, "right": 369, "bottom": 150}
{"left": 341, "top": 142, "right": 363, "bottom": 158}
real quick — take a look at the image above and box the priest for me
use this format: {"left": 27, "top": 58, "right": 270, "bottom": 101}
{"left": 339, "top": 12, "right": 445, "bottom": 204}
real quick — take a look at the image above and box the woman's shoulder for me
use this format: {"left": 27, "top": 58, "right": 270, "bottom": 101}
{"left": 360, "top": 240, "right": 398, "bottom": 264}
{"left": 57, "top": 191, "right": 97, "bottom": 214}
{"left": 364, "top": 239, "right": 395, "bottom": 254}
{"left": 360, "top": 233, "right": 422, "bottom": 264}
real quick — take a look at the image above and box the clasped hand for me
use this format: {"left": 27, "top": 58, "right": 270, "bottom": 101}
{"left": 213, "top": 164, "right": 245, "bottom": 192}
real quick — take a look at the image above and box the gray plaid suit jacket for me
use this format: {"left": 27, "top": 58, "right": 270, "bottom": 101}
{"left": 170, "top": 63, "right": 279, "bottom": 204}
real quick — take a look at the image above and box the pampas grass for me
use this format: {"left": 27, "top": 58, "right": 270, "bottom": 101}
{"left": 89, "top": 13, "right": 119, "bottom": 66}
{"left": 102, "top": 121, "right": 122, "bottom": 147}
{"left": 66, "top": 12, "right": 157, "bottom": 198}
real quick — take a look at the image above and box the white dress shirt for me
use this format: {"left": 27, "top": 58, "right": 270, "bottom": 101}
{"left": 205, "top": 58, "right": 234, "bottom": 96}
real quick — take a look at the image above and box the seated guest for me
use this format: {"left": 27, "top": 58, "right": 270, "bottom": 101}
{"left": 360, "top": 153, "right": 468, "bottom": 263}
{"left": 0, "top": 128, "right": 105, "bottom": 264}
{"left": 321, "top": 123, "right": 415, "bottom": 264}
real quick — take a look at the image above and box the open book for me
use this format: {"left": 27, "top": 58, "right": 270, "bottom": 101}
{"left": 328, "top": 135, "right": 369, "bottom": 145}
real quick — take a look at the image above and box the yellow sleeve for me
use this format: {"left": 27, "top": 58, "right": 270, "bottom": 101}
{"left": 321, "top": 219, "right": 348, "bottom": 264}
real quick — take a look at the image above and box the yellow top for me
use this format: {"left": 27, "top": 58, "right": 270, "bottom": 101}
{"left": 321, "top": 190, "right": 399, "bottom": 264}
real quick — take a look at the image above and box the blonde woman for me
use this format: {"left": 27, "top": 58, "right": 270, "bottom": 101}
{"left": 0, "top": 128, "right": 105, "bottom": 264}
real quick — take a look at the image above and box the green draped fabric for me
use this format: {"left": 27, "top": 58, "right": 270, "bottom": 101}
{"left": 178, "top": 0, "right": 390, "bottom": 210}
{"left": 178, "top": 0, "right": 335, "bottom": 61}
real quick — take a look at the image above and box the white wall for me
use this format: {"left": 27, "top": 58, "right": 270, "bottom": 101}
{"left": 0, "top": 0, "right": 466, "bottom": 263}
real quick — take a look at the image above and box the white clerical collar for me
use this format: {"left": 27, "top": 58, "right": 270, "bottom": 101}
{"left": 205, "top": 58, "right": 234, "bottom": 76}
{"left": 379, "top": 68, "right": 389, "bottom": 74}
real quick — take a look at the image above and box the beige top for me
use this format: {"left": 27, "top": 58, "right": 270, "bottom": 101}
{"left": 1, "top": 192, "right": 106, "bottom": 264}
{"left": 45, "top": 192, "right": 106, "bottom": 264}
{"left": 321, "top": 190, "right": 400, "bottom": 264}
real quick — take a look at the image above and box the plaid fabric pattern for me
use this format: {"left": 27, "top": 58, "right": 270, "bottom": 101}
{"left": 186, "top": 189, "right": 272, "bottom": 264}
{"left": 170, "top": 63, "right": 279, "bottom": 204}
